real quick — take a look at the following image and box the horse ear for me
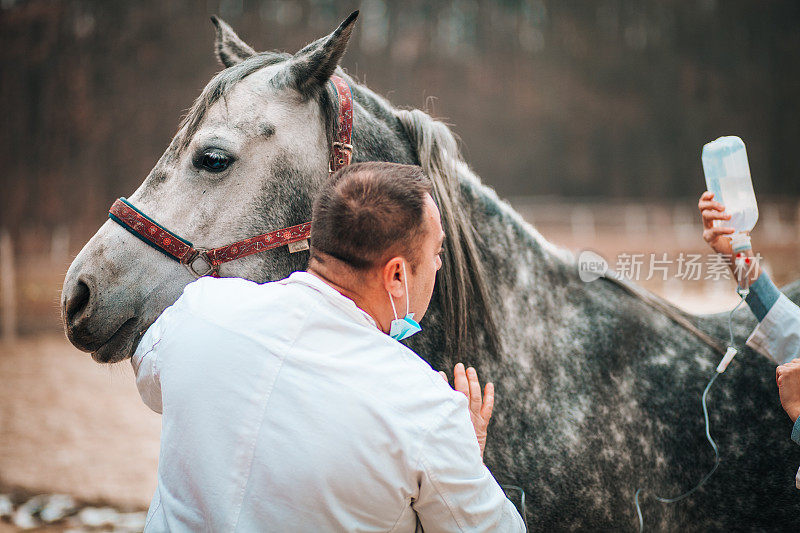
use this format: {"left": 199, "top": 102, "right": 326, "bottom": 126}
{"left": 210, "top": 16, "right": 256, "bottom": 68}
{"left": 289, "top": 11, "right": 358, "bottom": 95}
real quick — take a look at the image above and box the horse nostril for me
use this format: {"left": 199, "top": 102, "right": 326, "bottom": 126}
{"left": 66, "top": 279, "right": 92, "bottom": 327}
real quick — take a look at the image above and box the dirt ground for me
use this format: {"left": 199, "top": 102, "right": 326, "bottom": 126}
{"left": 0, "top": 336, "right": 159, "bottom": 511}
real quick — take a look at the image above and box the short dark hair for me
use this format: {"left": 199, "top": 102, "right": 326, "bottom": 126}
{"left": 310, "top": 162, "right": 433, "bottom": 271}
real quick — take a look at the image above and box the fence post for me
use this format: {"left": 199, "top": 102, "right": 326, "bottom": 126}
{"left": 672, "top": 204, "right": 696, "bottom": 247}
{"left": 570, "top": 206, "right": 597, "bottom": 242}
{"left": 624, "top": 205, "right": 648, "bottom": 240}
{"left": 1, "top": 228, "right": 17, "bottom": 344}
{"left": 51, "top": 225, "right": 70, "bottom": 265}
{"left": 797, "top": 200, "right": 800, "bottom": 242}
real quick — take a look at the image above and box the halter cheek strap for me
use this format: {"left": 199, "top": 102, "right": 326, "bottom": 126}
{"left": 108, "top": 75, "right": 353, "bottom": 278}
{"left": 329, "top": 75, "right": 353, "bottom": 172}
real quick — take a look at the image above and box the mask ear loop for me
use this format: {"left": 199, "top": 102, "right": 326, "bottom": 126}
{"left": 388, "top": 290, "right": 399, "bottom": 321}
{"left": 387, "top": 261, "right": 411, "bottom": 321}
{"left": 402, "top": 261, "right": 411, "bottom": 317}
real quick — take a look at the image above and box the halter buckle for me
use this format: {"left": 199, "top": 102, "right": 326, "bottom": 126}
{"left": 183, "top": 249, "right": 218, "bottom": 278}
{"left": 330, "top": 142, "right": 353, "bottom": 175}
{"left": 332, "top": 142, "right": 353, "bottom": 152}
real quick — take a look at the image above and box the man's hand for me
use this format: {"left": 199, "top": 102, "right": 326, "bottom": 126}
{"left": 698, "top": 191, "right": 734, "bottom": 255}
{"left": 440, "top": 363, "right": 494, "bottom": 459}
{"left": 776, "top": 359, "right": 800, "bottom": 422}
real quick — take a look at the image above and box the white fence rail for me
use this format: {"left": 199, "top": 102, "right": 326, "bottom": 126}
{"left": 510, "top": 197, "right": 800, "bottom": 248}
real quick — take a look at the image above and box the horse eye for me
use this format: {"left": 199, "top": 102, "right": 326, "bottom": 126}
{"left": 196, "top": 150, "right": 233, "bottom": 173}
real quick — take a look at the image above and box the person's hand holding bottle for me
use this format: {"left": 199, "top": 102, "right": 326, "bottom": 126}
{"left": 698, "top": 191, "right": 761, "bottom": 284}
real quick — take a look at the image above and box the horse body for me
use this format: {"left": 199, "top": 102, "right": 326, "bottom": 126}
{"left": 413, "top": 144, "right": 800, "bottom": 529}
{"left": 61, "top": 13, "right": 800, "bottom": 530}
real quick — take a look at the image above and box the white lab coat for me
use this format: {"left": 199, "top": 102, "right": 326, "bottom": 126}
{"left": 746, "top": 293, "right": 800, "bottom": 365}
{"left": 131, "top": 272, "right": 524, "bottom": 532}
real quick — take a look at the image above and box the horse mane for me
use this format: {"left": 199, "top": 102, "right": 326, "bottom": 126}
{"left": 395, "top": 109, "right": 504, "bottom": 360}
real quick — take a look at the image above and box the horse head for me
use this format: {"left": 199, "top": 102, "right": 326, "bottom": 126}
{"left": 62, "top": 13, "right": 361, "bottom": 363}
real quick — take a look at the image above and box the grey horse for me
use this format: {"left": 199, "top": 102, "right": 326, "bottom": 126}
{"left": 61, "top": 12, "right": 800, "bottom": 531}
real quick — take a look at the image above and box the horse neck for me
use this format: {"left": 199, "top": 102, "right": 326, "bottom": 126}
{"left": 341, "top": 85, "right": 687, "bottom": 361}
{"left": 456, "top": 180, "right": 728, "bottom": 367}
{"left": 454, "top": 167, "right": 580, "bottom": 304}
{"left": 346, "top": 89, "right": 726, "bottom": 373}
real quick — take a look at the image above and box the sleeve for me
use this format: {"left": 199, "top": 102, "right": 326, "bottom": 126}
{"left": 129, "top": 280, "right": 205, "bottom": 413}
{"left": 746, "top": 293, "right": 800, "bottom": 365}
{"left": 745, "top": 271, "right": 782, "bottom": 322}
{"left": 130, "top": 314, "right": 166, "bottom": 414}
{"left": 412, "top": 395, "right": 525, "bottom": 532}
{"left": 792, "top": 418, "right": 800, "bottom": 446}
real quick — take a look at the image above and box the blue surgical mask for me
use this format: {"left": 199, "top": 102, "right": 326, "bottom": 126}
{"left": 388, "top": 261, "right": 422, "bottom": 341}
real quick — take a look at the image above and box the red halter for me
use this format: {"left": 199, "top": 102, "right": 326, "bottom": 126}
{"left": 108, "top": 75, "right": 353, "bottom": 278}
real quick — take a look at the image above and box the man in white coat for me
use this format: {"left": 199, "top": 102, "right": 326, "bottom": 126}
{"left": 132, "top": 161, "right": 525, "bottom": 531}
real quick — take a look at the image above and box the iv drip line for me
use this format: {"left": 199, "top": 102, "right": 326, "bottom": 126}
{"left": 633, "top": 296, "right": 746, "bottom": 532}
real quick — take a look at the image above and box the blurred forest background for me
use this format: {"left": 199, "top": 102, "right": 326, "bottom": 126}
{"left": 3, "top": 0, "right": 800, "bottom": 228}
{"left": 1, "top": 0, "right": 800, "bottom": 522}
{"left": 2, "top": 0, "right": 800, "bottom": 337}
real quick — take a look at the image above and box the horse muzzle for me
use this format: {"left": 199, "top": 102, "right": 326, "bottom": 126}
{"left": 61, "top": 220, "right": 186, "bottom": 363}
{"left": 62, "top": 271, "right": 139, "bottom": 363}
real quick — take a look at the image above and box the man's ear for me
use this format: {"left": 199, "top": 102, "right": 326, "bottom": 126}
{"left": 288, "top": 10, "right": 358, "bottom": 96}
{"left": 210, "top": 16, "right": 256, "bottom": 68}
{"left": 383, "top": 257, "right": 405, "bottom": 298}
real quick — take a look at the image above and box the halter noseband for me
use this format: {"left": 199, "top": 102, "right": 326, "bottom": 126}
{"left": 108, "top": 76, "right": 353, "bottom": 278}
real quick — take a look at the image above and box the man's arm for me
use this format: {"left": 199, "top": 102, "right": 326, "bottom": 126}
{"left": 131, "top": 335, "right": 163, "bottom": 414}
{"left": 775, "top": 360, "right": 800, "bottom": 489}
{"left": 130, "top": 308, "right": 173, "bottom": 414}
{"left": 129, "top": 277, "right": 212, "bottom": 414}
{"left": 776, "top": 359, "right": 800, "bottom": 445}
{"left": 412, "top": 386, "right": 524, "bottom": 532}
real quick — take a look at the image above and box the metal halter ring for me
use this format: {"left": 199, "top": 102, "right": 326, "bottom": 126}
{"left": 183, "top": 248, "right": 218, "bottom": 278}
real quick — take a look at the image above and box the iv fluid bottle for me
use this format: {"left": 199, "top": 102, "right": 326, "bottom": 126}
{"left": 701, "top": 136, "right": 759, "bottom": 252}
